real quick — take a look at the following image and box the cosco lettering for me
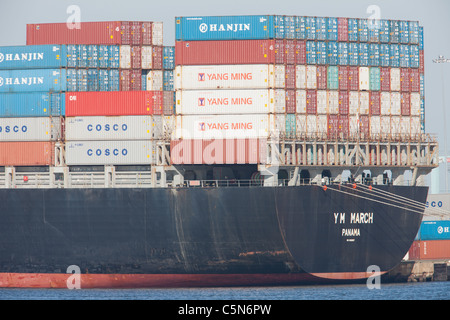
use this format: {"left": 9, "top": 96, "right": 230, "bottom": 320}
{"left": 87, "top": 148, "right": 128, "bottom": 157}
{"left": 0, "top": 125, "right": 27, "bottom": 133}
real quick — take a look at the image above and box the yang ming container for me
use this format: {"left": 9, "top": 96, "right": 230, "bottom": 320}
{"left": 175, "top": 15, "right": 277, "bottom": 41}
{"left": 65, "top": 140, "right": 154, "bottom": 165}
{"left": 0, "top": 69, "right": 66, "bottom": 93}
{"left": 65, "top": 116, "right": 153, "bottom": 141}
{"left": 0, "top": 45, "right": 69, "bottom": 70}
{"left": 175, "top": 64, "right": 285, "bottom": 90}
{"left": 0, "top": 92, "right": 65, "bottom": 117}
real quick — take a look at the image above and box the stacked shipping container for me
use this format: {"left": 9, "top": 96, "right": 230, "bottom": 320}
{"left": 174, "top": 15, "right": 424, "bottom": 149}
{"left": 409, "top": 221, "right": 450, "bottom": 260}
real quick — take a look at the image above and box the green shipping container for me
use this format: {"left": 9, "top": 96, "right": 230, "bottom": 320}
{"left": 286, "top": 114, "right": 297, "bottom": 138}
{"left": 327, "top": 66, "right": 339, "bottom": 90}
{"left": 369, "top": 67, "right": 381, "bottom": 91}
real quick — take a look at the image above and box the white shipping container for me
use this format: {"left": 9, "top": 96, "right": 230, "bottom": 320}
{"left": 146, "top": 70, "right": 163, "bottom": 91}
{"left": 380, "top": 116, "right": 391, "bottom": 135}
{"left": 410, "top": 93, "right": 421, "bottom": 116}
{"left": 274, "top": 89, "right": 286, "bottom": 113}
{"left": 380, "top": 92, "right": 391, "bottom": 115}
{"left": 317, "top": 115, "right": 327, "bottom": 135}
{"left": 296, "top": 65, "right": 306, "bottom": 89}
{"left": 349, "top": 91, "right": 359, "bottom": 114}
{"left": 349, "top": 115, "right": 358, "bottom": 135}
{"left": 275, "top": 65, "right": 286, "bottom": 89}
{"left": 174, "top": 114, "right": 271, "bottom": 139}
{"left": 120, "top": 45, "right": 131, "bottom": 69}
{"left": 359, "top": 67, "right": 370, "bottom": 91}
{"left": 391, "top": 116, "right": 401, "bottom": 136}
{"left": 391, "top": 68, "right": 401, "bottom": 91}
{"left": 370, "top": 116, "right": 381, "bottom": 136}
{"left": 65, "top": 140, "right": 154, "bottom": 165}
{"left": 317, "top": 90, "right": 327, "bottom": 114}
{"left": 390, "top": 92, "right": 401, "bottom": 115}
{"left": 296, "top": 114, "right": 307, "bottom": 133}
{"left": 410, "top": 116, "right": 421, "bottom": 136}
{"left": 296, "top": 90, "right": 307, "bottom": 113}
{"left": 65, "top": 116, "right": 153, "bottom": 141}
{"left": 275, "top": 114, "right": 285, "bottom": 134}
{"left": 359, "top": 91, "right": 369, "bottom": 114}
{"left": 400, "top": 116, "right": 411, "bottom": 137}
{"left": 0, "top": 117, "right": 60, "bottom": 141}
{"left": 327, "top": 91, "right": 339, "bottom": 114}
{"left": 141, "top": 46, "right": 153, "bottom": 69}
{"left": 306, "top": 115, "right": 317, "bottom": 138}
{"left": 176, "top": 89, "right": 276, "bottom": 115}
{"left": 152, "top": 22, "right": 164, "bottom": 46}
{"left": 306, "top": 66, "right": 317, "bottom": 89}
{"left": 174, "top": 64, "right": 285, "bottom": 90}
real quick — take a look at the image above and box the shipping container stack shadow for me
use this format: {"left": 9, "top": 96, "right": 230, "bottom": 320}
{"left": 0, "top": 21, "right": 176, "bottom": 171}
{"left": 171, "top": 15, "right": 424, "bottom": 167}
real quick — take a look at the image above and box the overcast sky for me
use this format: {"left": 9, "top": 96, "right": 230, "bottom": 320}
{"left": 0, "top": 0, "right": 449, "bottom": 190}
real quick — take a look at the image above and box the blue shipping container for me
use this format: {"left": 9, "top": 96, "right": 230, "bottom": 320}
{"left": 175, "top": 15, "right": 276, "bottom": 41}
{"left": 338, "top": 42, "right": 349, "bottom": 65}
{"left": 348, "top": 43, "right": 359, "bottom": 66}
{"left": 379, "top": 20, "right": 390, "bottom": 43}
{"left": 163, "top": 46, "right": 175, "bottom": 70}
{"left": 0, "top": 45, "right": 68, "bottom": 70}
{"left": 359, "top": 43, "right": 369, "bottom": 66}
{"left": 390, "top": 44, "right": 400, "bottom": 68}
{"left": 274, "top": 15, "right": 285, "bottom": 39}
{"left": 295, "top": 16, "right": 306, "bottom": 39}
{"left": 348, "top": 18, "right": 358, "bottom": 42}
{"left": 410, "top": 45, "right": 419, "bottom": 68}
{"left": 87, "top": 45, "right": 98, "bottom": 68}
{"left": 399, "top": 44, "right": 410, "bottom": 68}
{"left": 315, "top": 17, "right": 327, "bottom": 40}
{"left": 87, "top": 69, "right": 98, "bottom": 91}
{"left": 284, "top": 16, "right": 296, "bottom": 39}
{"left": 327, "top": 17, "right": 338, "bottom": 41}
{"left": 78, "top": 45, "right": 88, "bottom": 68}
{"left": 368, "top": 20, "right": 379, "bottom": 43}
{"left": 390, "top": 20, "right": 400, "bottom": 44}
{"left": 399, "top": 21, "right": 409, "bottom": 44}
{"left": 409, "top": 21, "right": 419, "bottom": 44}
{"left": 358, "top": 19, "right": 369, "bottom": 42}
{"left": 67, "top": 69, "right": 77, "bottom": 92}
{"left": 109, "top": 46, "right": 120, "bottom": 69}
{"left": 416, "top": 221, "right": 450, "bottom": 240}
{"left": 420, "top": 74, "right": 425, "bottom": 97}
{"left": 419, "top": 26, "right": 424, "bottom": 50}
{"left": 67, "top": 45, "right": 78, "bottom": 68}
{"left": 327, "top": 41, "right": 338, "bottom": 65}
{"left": 163, "top": 70, "right": 174, "bottom": 91}
{"left": 306, "top": 17, "right": 316, "bottom": 40}
{"left": 0, "top": 92, "right": 65, "bottom": 117}
{"left": 77, "top": 69, "right": 88, "bottom": 92}
{"left": 316, "top": 41, "right": 327, "bottom": 65}
{"left": 0, "top": 69, "right": 67, "bottom": 93}
{"left": 306, "top": 41, "right": 317, "bottom": 64}
{"left": 380, "top": 44, "right": 390, "bottom": 67}
{"left": 369, "top": 43, "right": 380, "bottom": 66}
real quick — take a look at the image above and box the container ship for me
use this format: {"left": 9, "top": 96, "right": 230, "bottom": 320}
{"left": 0, "top": 16, "right": 440, "bottom": 288}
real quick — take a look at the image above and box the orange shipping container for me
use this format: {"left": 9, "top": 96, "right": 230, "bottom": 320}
{"left": 408, "top": 240, "right": 450, "bottom": 260}
{"left": 0, "top": 142, "right": 55, "bottom": 166}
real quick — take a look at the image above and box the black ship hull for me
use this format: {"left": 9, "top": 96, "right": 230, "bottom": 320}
{"left": 0, "top": 184, "right": 426, "bottom": 288}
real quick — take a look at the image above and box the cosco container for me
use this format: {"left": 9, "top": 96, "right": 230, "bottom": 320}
{"left": 175, "top": 15, "right": 277, "bottom": 41}
{"left": 65, "top": 91, "right": 163, "bottom": 116}
{"left": 65, "top": 140, "right": 154, "bottom": 165}
{"left": 0, "top": 117, "right": 62, "bottom": 141}
{"left": 27, "top": 21, "right": 160, "bottom": 46}
{"left": 0, "top": 92, "right": 65, "bottom": 117}
{"left": 170, "top": 138, "right": 267, "bottom": 165}
{"left": 0, "top": 45, "right": 69, "bottom": 70}
{"left": 65, "top": 116, "right": 153, "bottom": 141}
{"left": 0, "top": 69, "right": 66, "bottom": 93}
{"left": 175, "top": 64, "right": 285, "bottom": 90}
{"left": 175, "top": 89, "right": 276, "bottom": 115}
{"left": 0, "top": 141, "right": 55, "bottom": 166}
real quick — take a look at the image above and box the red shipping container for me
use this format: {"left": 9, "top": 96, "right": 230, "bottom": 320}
{"left": 338, "top": 18, "right": 349, "bottom": 42}
{"left": 348, "top": 66, "right": 359, "bottom": 91}
{"left": 0, "top": 142, "right": 55, "bottom": 166}
{"left": 338, "top": 91, "right": 349, "bottom": 114}
{"left": 285, "top": 65, "right": 296, "bottom": 89}
{"left": 419, "top": 50, "right": 425, "bottom": 74}
{"left": 120, "top": 70, "right": 131, "bottom": 91}
{"left": 152, "top": 46, "right": 163, "bottom": 70}
{"left": 339, "top": 115, "right": 349, "bottom": 139}
{"left": 317, "top": 66, "right": 327, "bottom": 90}
{"left": 286, "top": 90, "right": 296, "bottom": 113}
{"left": 275, "top": 40, "right": 285, "bottom": 64}
{"left": 400, "top": 68, "right": 411, "bottom": 92}
{"left": 130, "top": 70, "right": 142, "bottom": 91}
{"left": 142, "top": 22, "right": 153, "bottom": 45}
{"left": 295, "top": 40, "right": 306, "bottom": 65}
{"left": 65, "top": 91, "right": 162, "bottom": 116}
{"left": 285, "top": 40, "right": 296, "bottom": 65}
{"left": 163, "top": 91, "right": 175, "bottom": 115}
{"left": 410, "top": 69, "right": 420, "bottom": 93}
{"left": 26, "top": 21, "right": 154, "bottom": 45}
{"left": 401, "top": 92, "right": 411, "bottom": 116}
{"left": 327, "top": 114, "right": 339, "bottom": 139}
{"left": 380, "top": 67, "right": 391, "bottom": 92}
{"left": 409, "top": 240, "right": 450, "bottom": 260}
{"left": 338, "top": 66, "right": 348, "bottom": 90}
{"left": 359, "top": 115, "right": 370, "bottom": 136}
{"left": 369, "top": 91, "right": 381, "bottom": 115}
{"left": 131, "top": 46, "right": 142, "bottom": 69}
{"left": 175, "top": 40, "right": 276, "bottom": 66}
{"left": 306, "top": 90, "right": 317, "bottom": 114}
{"left": 170, "top": 139, "right": 267, "bottom": 165}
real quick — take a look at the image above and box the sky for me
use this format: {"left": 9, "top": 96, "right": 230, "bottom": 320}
{"left": 0, "top": 0, "right": 449, "bottom": 191}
